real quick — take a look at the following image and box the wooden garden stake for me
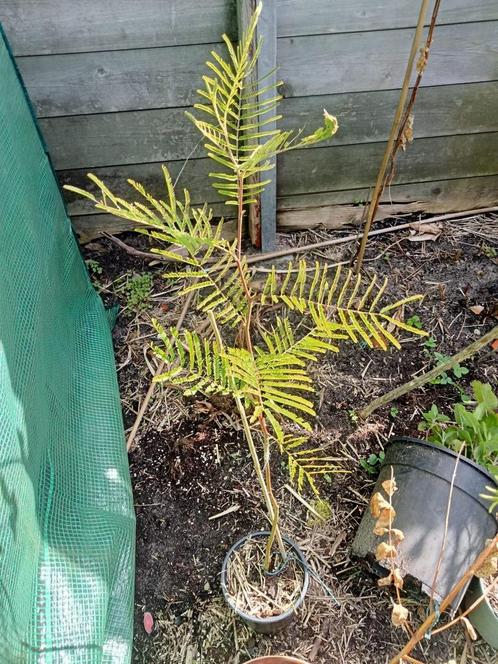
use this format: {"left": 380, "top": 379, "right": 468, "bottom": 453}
{"left": 359, "top": 325, "right": 498, "bottom": 420}
{"left": 354, "top": 0, "right": 436, "bottom": 273}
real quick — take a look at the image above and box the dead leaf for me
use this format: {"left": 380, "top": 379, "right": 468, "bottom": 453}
{"left": 492, "top": 339, "right": 498, "bottom": 351}
{"left": 378, "top": 573, "right": 393, "bottom": 587}
{"left": 393, "top": 568, "right": 404, "bottom": 589}
{"left": 391, "top": 603, "right": 409, "bottom": 626}
{"left": 370, "top": 492, "right": 391, "bottom": 517}
{"left": 143, "top": 612, "right": 154, "bottom": 635}
{"left": 382, "top": 478, "right": 398, "bottom": 496}
{"left": 376, "top": 542, "right": 397, "bottom": 561}
{"left": 408, "top": 221, "right": 442, "bottom": 242}
{"left": 401, "top": 114, "right": 414, "bottom": 151}
{"left": 375, "top": 506, "right": 396, "bottom": 529}
{"left": 416, "top": 46, "right": 429, "bottom": 74}
{"left": 469, "top": 305, "right": 484, "bottom": 316}
{"left": 461, "top": 616, "right": 477, "bottom": 641}
{"left": 373, "top": 524, "right": 389, "bottom": 536}
{"left": 391, "top": 528, "right": 405, "bottom": 544}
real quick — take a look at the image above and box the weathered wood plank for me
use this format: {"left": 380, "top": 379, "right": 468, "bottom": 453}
{"left": 60, "top": 132, "right": 498, "bottom": 217}
{"left": 276, "top": 0, "right": 498, "bottom": 37}
{"left": 277, "top": 174, "right": 498, "bottom": 211}
{"left": 3, "top": 0, "right": 496, "bottom": 56}
{"left": 276, "top": 132, "right": 498, "bottom": 196}
{"left": 16, "top": 43, "right": 226, "bottom": 117}
{"left": 72, "top": 174, "right": 498, "bottom": 242}
{"left": 41, "top": 82, "right": 498, "bottom": 170}
{"left": 0, "top": 1, "right": 235, "bottom": 56}
{"left": 277, "top": 21, "right": 498, "bottom": 98}
{"left": 18, "top": 22, "right": 498, "bottom": 118}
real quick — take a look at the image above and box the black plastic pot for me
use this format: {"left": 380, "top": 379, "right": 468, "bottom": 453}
{"left": 221, "top": 531, "right": 309, "bottom": 634}
{"left": 352, "top": 437, "right": 497, "bottom": 610}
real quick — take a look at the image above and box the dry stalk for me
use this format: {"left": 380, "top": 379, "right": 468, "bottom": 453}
{"left": 354, "top": 0, "right": 439, "bottom": 272}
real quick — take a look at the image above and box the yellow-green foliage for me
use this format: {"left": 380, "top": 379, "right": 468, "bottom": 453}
{"left": 65, "top": 3, "right": 426, "bottom": 503}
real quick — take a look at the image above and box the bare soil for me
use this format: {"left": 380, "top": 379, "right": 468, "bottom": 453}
{"left": 83, "top": 214, "right": 498, "bottom": 663}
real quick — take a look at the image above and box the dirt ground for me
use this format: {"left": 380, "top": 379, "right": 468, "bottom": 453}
{"left": 83, "top": 212, "right": 498, "bottom": 664}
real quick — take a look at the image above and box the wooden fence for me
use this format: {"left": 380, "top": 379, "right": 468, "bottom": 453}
{"left": 1, "top": 1, "right": 497, "bottom": 245}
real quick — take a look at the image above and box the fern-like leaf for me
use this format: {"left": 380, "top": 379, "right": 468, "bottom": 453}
{"left": 277, "top": 434, "right": 347, "bottom": 495}
{"left": 188, "top": 2, "right": 338, "bottom": 205}
{"left": 151, "top": 322, "right": 240, "bottom": 396}
{"left": 260, "top": 261, "right": 427, "bottom": 349}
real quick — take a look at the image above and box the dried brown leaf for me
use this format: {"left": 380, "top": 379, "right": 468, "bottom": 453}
{"left": 391, "top": 602, "right": 409, "bottom": 626}
{"left": 378, "top": 573, "right": 393, "bottom": 587}
{"left": 375, "top": 505, "right": 396, "bottom": 529}
{"left": 382, "top": 478, "right": 398, "bottom": 497}
{"left": 469, "top": 305, "right": 484, "bottom": 316}
{"left": 376, "top": 542, "right": 397, "bottom": 561}
{"left": 373, "top": 524, "right": 389, "bottom": 536}
{"left": 370, "top": 492, "right": 391, "bottom": 518}
{"left": 391, "top": 528, "right": 405, "bottom": 543}
{"left": 393, "top": 568, "right": 404, "bottom": 589}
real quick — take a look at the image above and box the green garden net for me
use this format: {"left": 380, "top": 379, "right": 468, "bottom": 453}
{"left": 0, "top": 28, "right": 135, "bottom": 662}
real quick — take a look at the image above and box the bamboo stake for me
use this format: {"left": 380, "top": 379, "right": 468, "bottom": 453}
{"left": 354, "top": 0, "right": 431, "bottom": 273}
{"left": 389, "top": 535, "right": 498, "bottom": 664}
{"left": 359, "top": 325, "right": 498, "bottom": 420}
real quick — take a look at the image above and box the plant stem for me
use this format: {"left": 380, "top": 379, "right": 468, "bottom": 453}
{"left": 235, "top": 395, "right": 285, "bottom": 560}
{"left": 236, "top": 173, "right": 245, "bottom": 260}
{"left": 359, "top": 325, "right": 498, "bottom": 419}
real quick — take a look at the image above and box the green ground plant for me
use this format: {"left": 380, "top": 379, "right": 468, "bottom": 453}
{"left": 418, "top": 380, "right": 498, "bottom": 511}
{"left": 66, "top": 3, "right": 426, "bottom": 569}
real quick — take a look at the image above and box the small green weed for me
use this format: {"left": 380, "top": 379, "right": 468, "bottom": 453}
{"left": 480, "top": 243, "right": 497, "bottom": 259}
{"left": 121, "top": 273, "right": 153, "bottom": 312}
{"left": 359, "top": 451, "right": 385, "bottom": 475}
{"left": 85, "top": 258, "right": 103, "bottom": 276}
{"left": 389, "top": 406, "right": 399, "bottom": 418}
{"left": 423, "top": 336, "right": 437, "bottom": 349}
{"left": 406, "top": 315, "right": 423, "bottom": 330}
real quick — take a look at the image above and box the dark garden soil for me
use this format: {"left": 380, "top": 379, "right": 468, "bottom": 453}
{"left": 83, "top": 214, "right": 498, "bottom": 663}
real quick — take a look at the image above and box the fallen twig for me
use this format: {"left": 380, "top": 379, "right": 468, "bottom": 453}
{"left": 359, "top": 325, "right": 498, "bottom": 420}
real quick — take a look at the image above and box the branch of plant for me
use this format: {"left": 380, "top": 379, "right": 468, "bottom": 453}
{"left": 126, "top": 289, "right": 195, "bottom": 451}
{"left": 385, "top": 0, "right": 442, "bottom": 188}
{"left": 359, "top": 325, "right": 498, "bottom": 419}
{"left": 389, "top": 534, "right": 498, "bottom": 664}
{"left": 353, "top": 0, "right": 433, "bottom": 272}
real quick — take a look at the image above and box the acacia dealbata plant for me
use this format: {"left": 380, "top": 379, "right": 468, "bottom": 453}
{"left": 66, "top": 2, "right": 426, "bottom": 568}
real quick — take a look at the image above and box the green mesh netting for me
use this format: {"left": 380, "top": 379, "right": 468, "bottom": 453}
{"left": 0, "top": 27, "right": 135, "bottom": 663}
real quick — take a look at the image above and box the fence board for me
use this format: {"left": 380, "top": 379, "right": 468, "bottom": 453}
{"left": 41, "top": 82, "right": 498, "bottom": 170}
{"left": 18, "top": 22, "right": 498, "bottom": 118}
{"left": 0, "top": 0, "right": 235, "bottom": 55}
{"left": 3, "top": 1, "right": 497, "bottom": 55}
{"left": 277, "top": 0, "right": 498, "bottom": 37}
{"left": 277, "top": 21, "right": 498, "bottom": 98}
{"left": 72, "top": 174, "right": 498, "bottom": 242}
{"left": 61, "top": 132, "right": 498, "bottom": 217}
